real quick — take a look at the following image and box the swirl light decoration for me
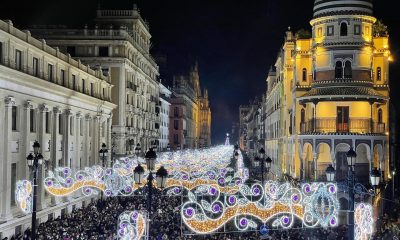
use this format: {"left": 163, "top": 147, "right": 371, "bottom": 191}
{"left": 355, "top": 203, "right": 374, "bottom": 240}
{"left": 118, "top": 211, "right": 146, "bottom": 240}
{"left": 15, "top": 180, "right": 33, "bottom": 214}
{"left": 181, "top": 181, "right": 339, "bottom": 234}
{"left": 43, "top": 145, "right": 245, "bottom": 197}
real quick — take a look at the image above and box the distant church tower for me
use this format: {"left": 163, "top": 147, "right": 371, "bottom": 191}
{"left": 225, "top": 133, "right": 230, "bottom": 146}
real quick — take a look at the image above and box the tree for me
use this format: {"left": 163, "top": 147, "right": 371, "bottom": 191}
{"left": 296, "top": 29, "right": 312, "bottom": 39}
{"left": 373, "top": 20, "right": 389, "bottom": 37}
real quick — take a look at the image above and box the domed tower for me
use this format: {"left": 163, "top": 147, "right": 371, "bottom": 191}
{"left": 296, "top": 0, "right": 390, "bottom": 183}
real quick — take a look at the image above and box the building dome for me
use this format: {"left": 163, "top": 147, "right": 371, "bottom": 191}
{"left": 313, "top": 0, "right": 373, "bottom": 18}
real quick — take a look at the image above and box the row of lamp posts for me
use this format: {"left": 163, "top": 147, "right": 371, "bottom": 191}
{"left": 26, "top": 139, "right": 168, "bottom": 240}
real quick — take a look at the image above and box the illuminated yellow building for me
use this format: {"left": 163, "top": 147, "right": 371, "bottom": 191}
{"left": 265, "top": 0, "right": 391, "bottom": 184}
{"left": 171, "top": 63, "right": 211, "bottom": 149}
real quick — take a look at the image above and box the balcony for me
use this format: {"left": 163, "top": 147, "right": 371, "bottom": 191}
{"left": 300, "top": 118, "right": 386, "bottom": 134}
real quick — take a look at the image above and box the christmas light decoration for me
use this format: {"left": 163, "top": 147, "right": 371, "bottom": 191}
{"left": 355, "top": 203, "right": 374, "bottom": 240}
{"left": 118, "top": 211, "right": 146, "bottom": 240}
{"left": 181, "top": 181, "right": 339, "bottom": 234}
{"left": 15, "top": 180, "right": 33, "bottom": 214}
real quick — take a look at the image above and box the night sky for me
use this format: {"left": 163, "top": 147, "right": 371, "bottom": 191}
{"left": 1, "top": 0, "right": 399, "bottom": 144}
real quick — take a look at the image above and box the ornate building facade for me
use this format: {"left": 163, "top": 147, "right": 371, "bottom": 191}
{"left": 0, "top": 20, "right": 115, "bottom": 237}
{"left": 158, "top": 82, "right": 171, "bottom": 151}
{"left": 169, "top": 63, "right": 211, "bottom": 149}
{"left": 30, "top": 4, "right": 160, "bottom": 156}
{"left": 262, "top": 0, "right": 391, "bottom": 185}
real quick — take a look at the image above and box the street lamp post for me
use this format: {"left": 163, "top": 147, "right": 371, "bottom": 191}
{"left": 346, "top": 147, "right": 357, "bottom": 240}
{"left": 135, "top": 143, "right": 141, "bottom": 157}
{"left": 98, "top": 143, "right": 108, "bottom": 199}
{"left": 327, "top": 150, "right": 382, "bottom": 240}
{"left": 26, "top": 141, "right": 45, "bottom": 240}
{"left": 133, "top": 148, "right": 168, "bottom": 239}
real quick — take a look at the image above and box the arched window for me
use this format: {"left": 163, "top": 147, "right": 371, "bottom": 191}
{"left": 335, "top": 61, "right": 343, "bottom": 79}
{"left": 302, "top": 68, "right": 307, "bottom": 82}
{"left": 340, "top": 22, "right": 348, "bottom": 36}
{"left": 378, "top": 109, "right": 383, "bottom": 123}
{"left": 344, "top": 61, "right": 352, "bottom": 78}
{"left": 377, "top": 67, "right": 382, "bottom": 81}
{"left": 301, "top": 109, "right": 305, "bottom": 123}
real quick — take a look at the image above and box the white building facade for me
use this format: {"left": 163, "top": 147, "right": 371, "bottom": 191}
{"left": 158, "top": 82, "right": 171, "bottom": 151}
{"left": 30, "top": 5, "right": 161, "bottom": 157}
{"left": 0, "top": 20, "right": 116, "bottom": 238}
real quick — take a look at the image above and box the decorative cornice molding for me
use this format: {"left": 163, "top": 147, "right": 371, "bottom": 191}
{"left": 24, "top": 100, "right": 34, "bottom": 110}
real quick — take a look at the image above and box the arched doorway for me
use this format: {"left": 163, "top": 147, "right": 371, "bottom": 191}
{"left": 316, "top": 143, "right": 332, "bottom": 180}
{"left": 335, "top": 143, "right": 351, "bottom": 181}
{"left": 355, "top": 144, "right": 371, "bottom": 183}
{"left": 303, "top": 143, "right": 313, "bottom": 181}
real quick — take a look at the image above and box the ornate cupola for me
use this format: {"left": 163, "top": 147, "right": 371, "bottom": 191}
{"left": 313, "top": 0, "right": 374, "bottom": 18}
{"left": 299, "top": 0, "right": 386, "bottom": 104}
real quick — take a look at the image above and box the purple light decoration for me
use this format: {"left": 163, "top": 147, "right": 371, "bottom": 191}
{"left": 85, "top": 188, "right": 91, "bottom": 194}
{"left": 182, "top": 175, "right": 189, "bottom": 180}
{"left": 218, "top": 178, "right": 225, "bottom": 185}
{"left": 239, "top": 218, "right": 248, "bottom": 227}
{"left": 66, "top": 178, "right": 72, "bottom": 184}
{"left": 106, "top": 168, "right": 112, "bottom": 175}
{"left": 330, "top": 218, "right": 336, "bottom": 226}
{"left": 212, "top": 204, "right": 221, "bottom": 212}
{"left": 235, "top": 179, "right": 242, "bottom": 185}
{"left": 63, "top": 168, "right": 69, "bottom": 175}
{"left": 77, "top": 174, "right": 84, "bottom": 181}
{"left": 209, "top": 187, "right": 217, "bottom": 195}
{"left": 292, "top": 194, "right": 299, "bottom": 202}
{"left": 228, "top": 196, "right": 236, "bottom": 205}
{"left": 282, "top": 216, "right": 290, "bottom": 225}
{"left": 252, "top": 186, "right": 260, "bottom": 196}
{"left": 185, "top": 208, "right": 194, "bottom": 217}
{"left": 125, "top": 186, "right": 132, "bottom": 193}
{"left": 304, "top": 184, "right": 311, "bottom": 193}
{"left": 46, "top": 180, "right": 53, "bottom": 186}
{"left": 329, "top": 185, "right": 336, "bottom": 194}
{"left": 131, "top": 211, "right": 138, "bottom": 220}
{"left": 174, "top": 188, "right": 181, "bottom": 194}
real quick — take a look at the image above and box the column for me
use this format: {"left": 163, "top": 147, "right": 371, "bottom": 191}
{"left": 51, "top": 107, "right": 61, "bottom": 205}
{"left": 93, "top": 115, "right": 100, "bottom": 165}
{"left": 74, "top": 113, "right": 82, "bottom": 172}
{"left": 37, "top": 104, "right": 50, "bottom": 210}
{"left": 0, "top": 96, "right": 15, "bottom": 221}
{"left": 19, "top": 101, "right": 33, "bottom": 181}
{"left": 84, "top": 114, "right": 92, "bottom": 166}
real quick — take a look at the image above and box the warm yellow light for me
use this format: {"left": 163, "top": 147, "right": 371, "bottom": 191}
{"left": 388, "top": 56, "right": 394, "bottom": 62}
{"left": 384, "top": 45, "right": 389, "bottom": 49}
{"left": 297, "top": 47, "right": 301, "bottom": 51}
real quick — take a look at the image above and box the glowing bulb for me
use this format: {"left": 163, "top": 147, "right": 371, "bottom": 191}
{"left": 388, "top": 56, "right": 393, "bottom": 62}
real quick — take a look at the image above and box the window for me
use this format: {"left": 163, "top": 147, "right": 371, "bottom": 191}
{"left": 340, "top": 22, "right": 348, "bottom": 36}
{"left": 301, "top": 109, "right": 305, "bottom": 123}
{"left": 365, "top": 26, "right": 370, "bottom": 35}
{"left": 317, "top": 27, "right": 322, "bottom": 37}
{"left": 90, "top": 83, "right": 94, "bottom": 96}
{"left": 67, "top": 46, "right": 76, "bottom": 57}
{"left": 327, "top": 26, "right": 334, "bottom": 36}
{"left": 72, "top": 75, "right": 76, "bottom": 90}
{"left": 174, "top": 107, "right": 179, "bottom": 117}
{"left": 354, "top": 25, "right": 361, "bottom": 35}
{"left": 48, "top": 64, "right": 54, "bottom": 82}
{"left": 11, "top": 163, "right": 16, "bottom": 205}
{"left": 102, "top": 88, "right": 105, "bottom": 98}
{"left": 81, "top": 79, "right": 85, "bottom": 93}
{"left": 59, "top": 115, "right": 63, "bottom": 135}
{"left": 60, "top": 69, "right": 65, "bottom": 86}
{"left": 344, "top": 61, "right": 352, "bottom": 78}
{"left": 33, "top": 57, "right": 39, "bottom": 77}
{"left": 12, "top": 106, "right": 17, "bottom": 131}
{"left": 98, "top": 46, "right": 109, "bottom": 57}
{"left": 302, "top": 68, "right": 307, "bottom": 82}
{"left": 335, "top": 61, "right": 343, "bottom": 79}
{"left": 174, "top": 120, "right": 179, "bottom": 130}
{"left": 378, "top": 109, "right": 383, "bottom": 123}
{"left": 377, "top": 67, "right": 382, "bottom": 81}
{"left": 45, "top": 112, "right": 50, "bottom": 133}
{"left": 15, "top": 50, "right": 22, "bottom": 70}
{"left": 30, "top": 109, "right": 35, "bottom": 132}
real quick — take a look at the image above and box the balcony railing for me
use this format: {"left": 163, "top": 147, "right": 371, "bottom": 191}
{"left": 300, "top": 118, "right": 386, "bottom": 134}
